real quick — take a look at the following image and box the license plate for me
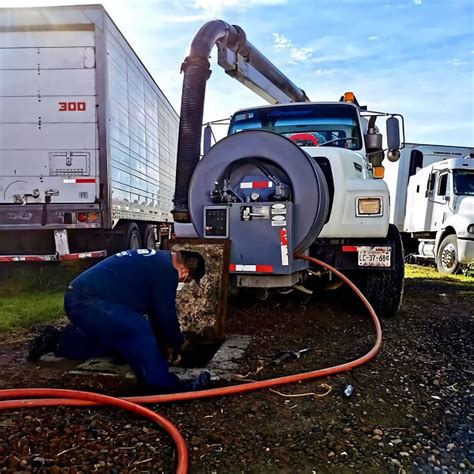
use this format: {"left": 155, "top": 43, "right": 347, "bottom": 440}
{"left": 357, "top": 246, "right": 391, "bottom": 267}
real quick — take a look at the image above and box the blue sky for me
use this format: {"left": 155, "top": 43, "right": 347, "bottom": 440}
{"left": 3, "top": 0, "right": 473, "bottom": 146}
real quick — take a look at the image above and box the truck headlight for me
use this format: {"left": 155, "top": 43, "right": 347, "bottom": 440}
{"left": 468, "top": 224, "right": 474, "bottom": 234}
{"left": 356, "top": 197, "right": 383, "bottom": 217}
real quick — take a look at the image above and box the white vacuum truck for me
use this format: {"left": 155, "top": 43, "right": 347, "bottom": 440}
{"left": 172, "top": 20, "right": 406, "bottom": 316}
{"left": 385, "top": 144, "right": 474, "bottom": 274}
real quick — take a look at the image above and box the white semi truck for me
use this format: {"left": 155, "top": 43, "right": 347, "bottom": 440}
{"left": 385, "top": 143, "right": 474, "bottom": 273}
{"left": 0, "top": 5, "right": 178, "bottom": 262}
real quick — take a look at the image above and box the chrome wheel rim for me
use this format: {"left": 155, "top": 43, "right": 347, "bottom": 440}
{"left": 146, "top": 234, "right": 155, "bottom": 250}
{"left": 441, "top": 243, "right": 456, "bottom": 271}
{"left": 130, "top": 233, "right": 140, "bottom": 250}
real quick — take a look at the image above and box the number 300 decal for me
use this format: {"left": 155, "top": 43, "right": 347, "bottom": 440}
{"left": 59, "top": 102, "right": 86, "bottom": 111}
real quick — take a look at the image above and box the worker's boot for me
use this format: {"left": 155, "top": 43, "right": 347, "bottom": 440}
{"left": 181, "top": 370, "right": 211, "bottom": 392}
{"left": 27, "top": 326, "right": 59, "bottom": 362}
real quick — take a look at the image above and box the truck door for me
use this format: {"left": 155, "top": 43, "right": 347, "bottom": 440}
{"left": 431, "top": 171, "right": 451, "bottom": 230}
{"left": 0, "top": 29, "right": 99, "bottom": 206}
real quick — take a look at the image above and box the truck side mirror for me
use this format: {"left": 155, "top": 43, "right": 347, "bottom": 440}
{"left": 386, "top": 117, "right": 401, "bottom": 151}
{"left": 203, "top": 124, "right": 213, "bottom": 154}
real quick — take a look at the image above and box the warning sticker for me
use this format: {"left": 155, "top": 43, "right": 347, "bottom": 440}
{"left": 252, "top": 205, "right": 270, "bottom": 219}
{"left": 271, "top": 203, "right": 287, "bottom": 215}
{"left": 271, "top": 215, "right": 286, "bottom": 226}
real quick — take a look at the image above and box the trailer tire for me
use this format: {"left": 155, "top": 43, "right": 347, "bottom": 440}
{"left": 357, "top": 224, "right": 405, "bottom": 318}
{"left": 108, "top": 221, "right": 142, "bottom": 254}
{"left": 140, "top": 224, "right": 157, "bottom": 250}
{"left": 436, "top": 234, "right": 460, "bottom": 274}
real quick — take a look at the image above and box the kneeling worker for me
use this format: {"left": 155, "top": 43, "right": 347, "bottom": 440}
{"left": 28, "top": 249, "right": 210, "bottom": 393}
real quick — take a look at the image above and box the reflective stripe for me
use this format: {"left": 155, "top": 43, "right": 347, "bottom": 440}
{"left": 280, "top": 228, "right": 289, "bottom": 266}
{"left": 0, "top": 255, "right": 57, "bottom": 262}
{"left": 239, "top": 181, "right": 273, "bottom": 189}
{"left": 63, "top": 178, "right": 96, "bottom": 184}
{"left": 342, "top": 245, "right": 359, "bottom": 252}
{"left": 0, "top": 250, "right": 106, "bottom": 263}
{"left": 59, "top": 250, "right": 106, "bottom": 261}
{"left": 230, "top": 264, "right": 274, "bottom": 272}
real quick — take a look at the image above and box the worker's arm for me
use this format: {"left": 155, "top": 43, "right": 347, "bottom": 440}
{"left": 149, "top": 275, "right": 185, "bottom": 352}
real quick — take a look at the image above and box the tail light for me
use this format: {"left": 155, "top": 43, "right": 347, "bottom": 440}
{"left": 76, "top": 212, "right": 100, "bottom": 223}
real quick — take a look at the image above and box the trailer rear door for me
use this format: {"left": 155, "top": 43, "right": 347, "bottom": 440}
{"left": 0, "top": 29, "right": 99, "bottom": 205}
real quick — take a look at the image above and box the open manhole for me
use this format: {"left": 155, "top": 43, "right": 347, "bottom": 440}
{"left": 177, "top": 341, "right": 222, "bottom": 368}
{"left": 70, "top": 335, "right": 251, "bottom": 382}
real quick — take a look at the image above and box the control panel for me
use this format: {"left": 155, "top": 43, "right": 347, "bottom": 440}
{"left": 204, "top": 206, "right": 229, "bottom": 238}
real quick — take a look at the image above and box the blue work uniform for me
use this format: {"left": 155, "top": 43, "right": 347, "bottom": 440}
{"left": 55, "top": 249, "right": 185, "bottom": 392}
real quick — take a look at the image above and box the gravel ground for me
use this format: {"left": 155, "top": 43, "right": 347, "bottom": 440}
{"left": 0, "top": 272, "right": 472, "bottom": 473}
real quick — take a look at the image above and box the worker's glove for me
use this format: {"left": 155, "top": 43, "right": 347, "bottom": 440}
{"left": 166, "top": 346, "right": 182, "bottom": 366}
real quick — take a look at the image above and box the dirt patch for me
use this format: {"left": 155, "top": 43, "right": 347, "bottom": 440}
{"left": 0, "top": 275, "right": 472, "bottom": 472}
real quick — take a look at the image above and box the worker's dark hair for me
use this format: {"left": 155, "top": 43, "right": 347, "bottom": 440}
{"left": 178, "top": 251, "right": 206, "bottom": 283}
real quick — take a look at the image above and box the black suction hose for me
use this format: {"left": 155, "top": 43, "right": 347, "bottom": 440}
{"left": 172, "top": 21, "right": 240, "bottom": 222}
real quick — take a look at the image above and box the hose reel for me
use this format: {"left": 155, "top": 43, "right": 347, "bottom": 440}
{"left": 189, "top": 130, "right": 329, "bottom": 253}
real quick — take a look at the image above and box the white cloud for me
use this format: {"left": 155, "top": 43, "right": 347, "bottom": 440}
{"left": 165, "top": 14, "right": 208, "bottom": 23}
{"left": 368, "top": 36, "right": 379, "bottom": 41}
{"left": 290, "top": 48, "right": 313, "bottom": 61}
{"left": 193, "top": 0, "right": 287, "bottom": 18}
{"left": 451, "top": 58, "right": 464, "bottom": 66}
{"left": 272, "top": 33, "right": 312, "bottom": 62}
{"left": 273, "top": 33, "right": 292, "bottom": 49}
{"left": 413, "top": 0, "right": 423, "bottom": 4}
{"left": 315, "top": 69, "right": 336, "bottom": 77}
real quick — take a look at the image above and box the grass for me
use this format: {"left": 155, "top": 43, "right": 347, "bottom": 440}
{"left": 405, "top": 263, "right": 474, "bottom": 283}
{"left": 0, "top": 261, "right": 91, "bottom": 333}
{"left": 0, "top": 261, "right": 471, "bottom": 333}
{"left": 0, "top": 291, "right": 64, "bottom": 332}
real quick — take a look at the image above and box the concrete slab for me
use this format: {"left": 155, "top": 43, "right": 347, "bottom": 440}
{"left": 69, "top": 334, "right": 251, "bottom": 383}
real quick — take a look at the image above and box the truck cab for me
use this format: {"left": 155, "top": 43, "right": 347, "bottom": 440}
{"left": 227, "top": 100, "right": 391, "bottom": 240}
{"left": 404, "top": 156, "right": 474, "bottom": 273}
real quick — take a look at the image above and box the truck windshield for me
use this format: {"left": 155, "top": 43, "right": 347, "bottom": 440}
{"left": 453, "top": 170, "right": 474, "bottom": 196}
{"left": 228, "top": 104, "right": 362, "bottom": 150}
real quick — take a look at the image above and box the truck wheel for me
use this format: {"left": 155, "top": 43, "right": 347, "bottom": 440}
{"left": 140, "top": 224, "right": 156, "bottom": 250}
{"left": 127, "top": 223, "right": 142, "bottom": 250}
{"left": 436, "top": 234, "right": 460, "bottom": 274}
{"left": 108, "top": 221, "right": 142, "bottom": 254}
{"left": 359, "top": 224, "right": 405, "bottom": 318}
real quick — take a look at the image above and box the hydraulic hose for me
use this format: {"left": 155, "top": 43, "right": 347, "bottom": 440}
{"left": 0, "top": 255, "right": 382, "bottom": 473}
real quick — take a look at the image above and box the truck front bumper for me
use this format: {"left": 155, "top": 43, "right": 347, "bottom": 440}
{"left": 458, "top": 238, "right": 474, "bottom": 264}
{"left": 310, "top": 239, "right": 395, "bottom": 271}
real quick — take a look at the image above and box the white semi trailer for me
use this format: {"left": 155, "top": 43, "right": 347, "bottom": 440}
{"left": 384, "top": 143, "right": 474, "bottom": 273}
{"left": 0, "top": 5, "right": 178, "bottom": 262}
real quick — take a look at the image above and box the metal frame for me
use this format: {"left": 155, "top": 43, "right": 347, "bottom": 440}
{"left": 165, "top": 238, "right": 231, "bottom": 341}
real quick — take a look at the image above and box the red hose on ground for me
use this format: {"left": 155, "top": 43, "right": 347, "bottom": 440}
{"left": 0, "top": 255, "right": 382, "bottom": 473}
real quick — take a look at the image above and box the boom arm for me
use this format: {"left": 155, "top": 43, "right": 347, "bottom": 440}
{"left": 173, "top": 20, "right": 309, "bottom": 222}
{"left": 216, "top": 25, "right": 309, "bottom": 104}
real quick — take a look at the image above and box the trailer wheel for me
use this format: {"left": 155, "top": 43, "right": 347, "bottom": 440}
{"left": 140, "top": 224, "right": 157, "bottom": 250}
{"left": 108, "top": 221, "right": 142, "bottom": 254}
{"left": 357, "top": 224, "right": 405, "bottom": 318}
{"left": 436, "top": 234, "right": 460, "bottom": 274}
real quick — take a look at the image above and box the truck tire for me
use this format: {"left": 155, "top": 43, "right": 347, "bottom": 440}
{"left": 108, "top": 221, "right": 142, "bottom": 255}
{"left": 436, "top": 234, "right": 460, "bottom": 274}
{"left": 140, "top": 224, "right": 156, "bottom": 250}
{"left": 358, "top": 224, "right": 405, "bottom": 318}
